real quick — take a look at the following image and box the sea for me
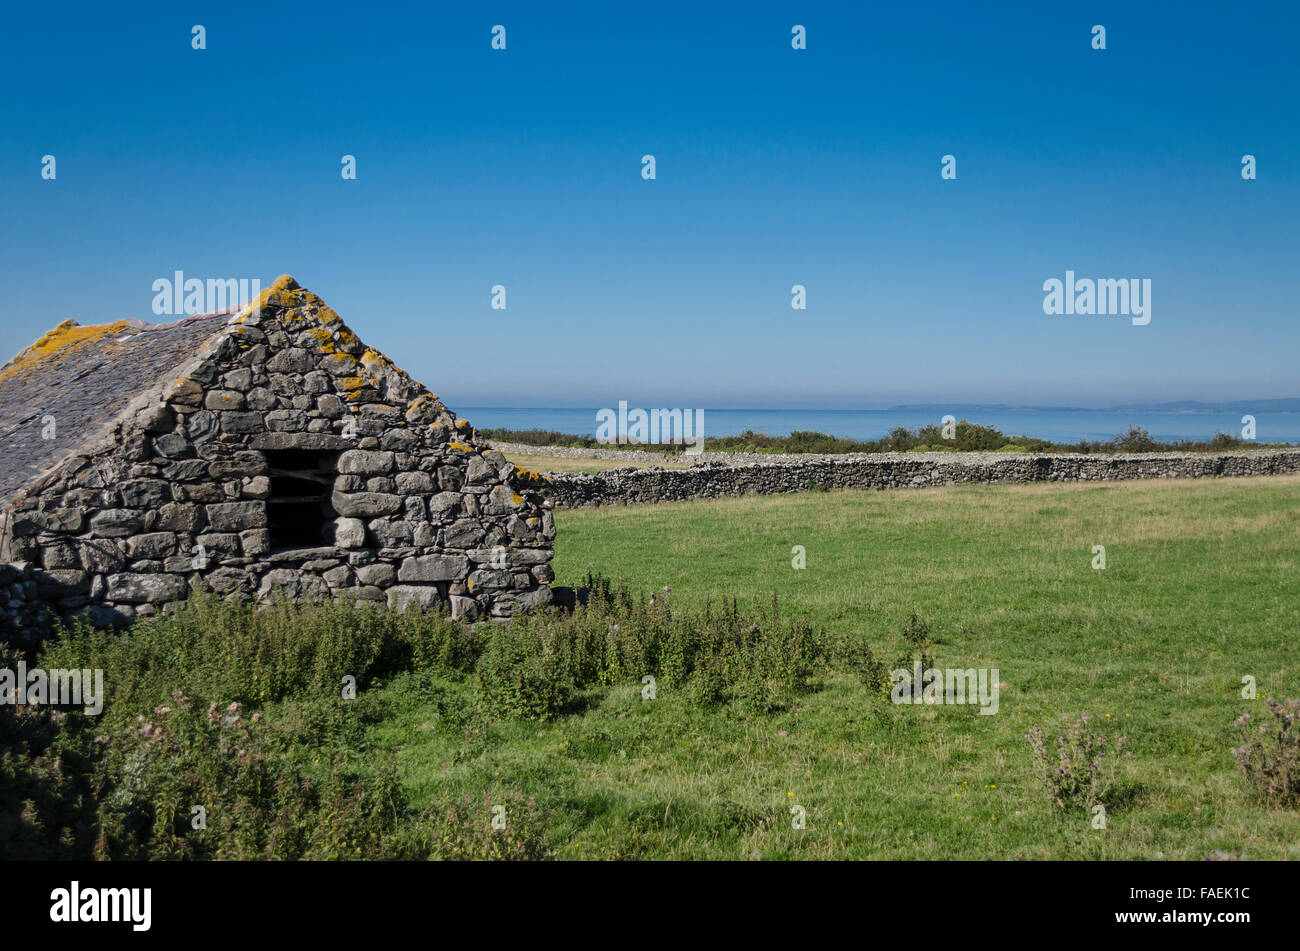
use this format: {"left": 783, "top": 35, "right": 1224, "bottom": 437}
{"left": 458, "top": 407, "right": 1300, "bottom": 446}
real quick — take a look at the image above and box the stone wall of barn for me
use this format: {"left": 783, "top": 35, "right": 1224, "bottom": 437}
{"left": 0, "top": 276, "right": 554, "bottom": 637}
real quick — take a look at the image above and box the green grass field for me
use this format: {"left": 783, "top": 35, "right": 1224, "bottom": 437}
{"left": 371, "top": 475, "right": 1300, "bottom": 859}
{"left": 14, "top": 475, "right": 1296, "bottom": 860}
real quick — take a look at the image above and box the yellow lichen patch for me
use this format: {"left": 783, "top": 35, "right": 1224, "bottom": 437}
{"left": 241, "top": 277, "right": 302, "bottom": 318}
{"left": 362, "top": 346, "right": 414, "bottom": 380}
{"left": 510, "top": 493, "right": 524, "bottom": 506}
{"left": 306, "top": 327, "right": 337, "bottom": 354}
{"left": 455, "top": 418, "right": 470, "bottom": 431}
{"left": 0, "top": 318, "right": 137, "bottom": 386}
{"left": 247, "top": 285, "right": 276, "bottom": 314}
{"left": 341, "top": 376, "right": 369, "bottom": 392}
{"left": 262, "top": 279, "right": 306, "bottom": 312}
{"left": 359, "top": 347, "right": 394, "bottom": 372}
{"left": 406, "top": 393, "right": 440, "bottom": 417}
{"left": 319, "top": 357, "right": 354, "bottom": 377}
{"left": 448, "top": 442, "right": 471, "bottom": 453}
{"left": 512, "top": 465, "right": 546, "bottom": 483}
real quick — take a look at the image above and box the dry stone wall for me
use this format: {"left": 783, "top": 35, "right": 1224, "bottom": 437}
{"left": 0, "top": 276, "right": 555, "bottom": 637}
{"left": 546, "top": 450, "right": 1300, "bottom": 507}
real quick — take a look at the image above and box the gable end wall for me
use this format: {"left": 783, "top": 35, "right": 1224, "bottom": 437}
{"left": 0, "top": 277, "right": 554, "bottom": 634}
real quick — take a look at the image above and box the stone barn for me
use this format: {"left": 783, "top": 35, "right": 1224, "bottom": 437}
{"left": 0, "top": 275, "right": 554, "bottom": 635}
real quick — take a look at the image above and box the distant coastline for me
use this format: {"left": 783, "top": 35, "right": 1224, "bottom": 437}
{"left": 883, "top": 399, "right": 1300, "bottom": 414}
{"left": 459, "top": 405, "right": 1300, "bottom": 446}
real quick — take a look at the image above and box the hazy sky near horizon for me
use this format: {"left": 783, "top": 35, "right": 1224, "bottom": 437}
{"left": 1, "top": 1, "right": 1296, "bottom": 410}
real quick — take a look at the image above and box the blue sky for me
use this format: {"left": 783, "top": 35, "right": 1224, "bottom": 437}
{"left": 1, "top": 1, "right": 1296, "bottom": 409}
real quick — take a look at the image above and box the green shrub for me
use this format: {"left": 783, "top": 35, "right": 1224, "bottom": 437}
{"left": 902, "top": 612, "right": 932, "bottom": 650}
{"left": 840, "top": 636, "right": 889, "bottom": 692}
{"left": 1209, "top": 431, "right": 1246, "bottom": 449}
{"left": 487, "top": 422, "right": 1287, "bottom": 457}
{"left": 39, "top": 592, "right": 404, "bottom": 710}
{"left": 0, "top": 642, "right": 99, "bottom": 859}
{"left": 396, "top": 608, "right": 479, "bottom": 674}
{"left": 1113, "top": 426, "right": 1159, "bottom": 452}
{"left": 89, "top": 690, "right": 408, "bottom": 859}
{"left": 476, "top": 621, "right": 574, "bottom": 720}
{"left": 1, "top": 575, "right": 873, "bottom": 857}
{"left": 687, "top": 658, "right": 727, "bottom": 707}
{"left": 477, "top": 428, "right": 601, "bottom": 449}
{"left": 416, "top": 790, "right": 552, "bottom": 860}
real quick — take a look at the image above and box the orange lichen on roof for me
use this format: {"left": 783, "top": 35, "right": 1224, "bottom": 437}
{"left": 0, "top": 318, "right": 137, "bottom": 386}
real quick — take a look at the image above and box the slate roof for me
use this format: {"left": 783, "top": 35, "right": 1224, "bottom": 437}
{"left": 0, "top": 309, "right": 237, "bottom": 502}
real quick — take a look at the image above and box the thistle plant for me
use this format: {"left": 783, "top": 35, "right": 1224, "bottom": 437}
{"left": 1232, "top": 698, "right": 1300, "bottom": 807}
{"left": 1025, "top": 713, "right": 1129, "bottom": 810}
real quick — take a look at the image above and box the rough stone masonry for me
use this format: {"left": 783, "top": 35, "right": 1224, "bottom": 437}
{"left": 0, "top": 275, "right": 555, "bottom": 637}
{"left": 542, "top": 449, "right": 1300, "bottom": 506}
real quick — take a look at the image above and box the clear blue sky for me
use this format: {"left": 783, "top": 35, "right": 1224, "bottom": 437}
{"left": 1, "top": 1, "right": 1296, "bottom": 409}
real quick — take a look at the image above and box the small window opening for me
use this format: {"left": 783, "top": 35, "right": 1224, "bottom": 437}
{"left": 263, "top": 450, "right": 339, "bottom": 549}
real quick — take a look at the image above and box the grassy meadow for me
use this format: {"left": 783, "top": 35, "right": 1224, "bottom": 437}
{"left": 5, "top": 475, "right": 1298, "bottom": 859}
{"left": 533, "top": 476, "right": 1300, "bottom": 858}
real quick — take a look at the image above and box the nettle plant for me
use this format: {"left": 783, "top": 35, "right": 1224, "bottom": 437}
{"left": 1024, "top": 713, "right": 1129, "bottom": 810}
{"left": 1232, "top": 699, "right": 1300, "bottom": 808}
{"left": 901, "top": 611, "right": 932, "bottom": 651}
